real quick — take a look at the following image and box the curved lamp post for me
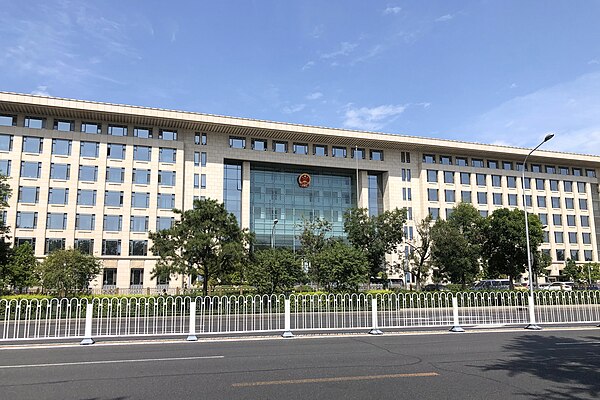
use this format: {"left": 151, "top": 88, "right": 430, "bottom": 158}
{"left": 270, "top": 218, "right": 279, "bottom": 249}
{"left": 523, "top": 133, "right": 554, "bottom": 330}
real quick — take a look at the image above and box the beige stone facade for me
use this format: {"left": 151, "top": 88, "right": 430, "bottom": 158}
{"left": 0, "top": 91, "right": 598, "bottom": 290}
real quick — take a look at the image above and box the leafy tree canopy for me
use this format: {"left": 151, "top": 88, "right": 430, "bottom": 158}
{"left": 4, "top": 242, "right": 39, "bottom": 292}
{"left": 247, "top": 248, "right": 304, "bottom": 294}
{"left": 407, "top": 215, "right": 433, "bottom": 290}
{"left": 311, "top": 239, "right": 369, "bottom": 292}
{"left": 40, "top": 248, "right": 101, "bottom": 296}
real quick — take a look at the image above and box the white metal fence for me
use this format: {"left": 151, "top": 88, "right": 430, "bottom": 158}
{"left": 1, "top": 291, "right": 599, "bottom": 343}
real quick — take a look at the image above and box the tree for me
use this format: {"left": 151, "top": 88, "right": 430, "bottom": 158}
{"left": 482, "top": 208, "right": 544, "bottom": 288}
{"left": 532, "top": 250, "right": 552, "bottom": 286}
{"left": 430, "top": 203, "right": 484, "bottom": 288}
{"left": 149, "top": 198, "right": 252, "bottom": 296}
{"left": 247, "top": 248, "right": 304, "bottom": 294}
{"left": 298, "top": 217, "right": 332, "bottom": 266}
{"left": 563, "top": 260, "right": 600, "bottom": 284}
{"left": 4, "top": 242, "right": 39, "bottom": 292}
{"left": 310, "top": 240, "right": 369, "bottom": 292}
{"left": 343, "top": 207, "right": 407, "bottom": 281}
{"left": 0, "top": 173, "right": 13, "bottom": 292}
{"left": 407, "top": 215, "right": 433, "bottom": 291}
{"left": 40, "top": 248, "right": 101, "bottom": 296}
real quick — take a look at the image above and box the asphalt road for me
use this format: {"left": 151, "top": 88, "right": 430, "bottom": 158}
{"left": 0, "top": 329, "right": 599, "bottom": 399}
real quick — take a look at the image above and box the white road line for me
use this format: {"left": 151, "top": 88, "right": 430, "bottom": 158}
{"left": 0, "top": 355, "right": 224, "bottom": 369}
{"left": 555, "top": 341, "right": 600, "bottom": 346}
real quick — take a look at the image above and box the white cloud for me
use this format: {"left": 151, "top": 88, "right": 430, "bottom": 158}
{"left": 510, "top": 83, "right": 518, "bottom": 89}
{"left": 302, "top": 61, "right": 315, "bottom": 70}
{"left": 383, "top": 6, "right": 402, "bottom": 15}
{"left": 31, "top": 85, "right": 50, "bottom": 96}
{"left": 343, "top": 104, "right": 406, "bottom": 131}
{"left": 311, "top": 25, "right": 324, "bottom": 39}
{"left": 321, "top": 42, "right": 358, "bottom": 59}
{"left": 306, "top": 92, "right": 323, "bottom": 100}
{"left": 436, "top": 14, "right": 454, "bottom": 22}
{"left": 588, "top": 59, "right": 600, "bottom": 65}
{"left": 282, "top": 104, "right": 306, "bottom": 114}
{"left": 460, "top": 71, "right": 600, "bottom": 155}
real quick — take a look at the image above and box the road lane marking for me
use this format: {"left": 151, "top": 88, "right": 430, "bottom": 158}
{"left": 555, "top": 341, "right": 600, "bottom": 345}
{"left": 232, "top": 372, "right": 439, "bottom": 387}
{"left": 0, "top": 355, "right": 224, "bottom": 369}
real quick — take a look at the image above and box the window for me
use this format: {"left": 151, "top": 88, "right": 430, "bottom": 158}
{"left": 400, "top": 151, "right": 411, "bottom": 163}
{"left": 556, "top": 249, "right": 565, "bottom": 261}
{"left": 545, "top": 165, "right": 556, "bottom": 174}
{"left": 0, "top": 160, "right": 10, "bottom": 175}
{"left": 134, "top": 127, "right": 152, "bottom": 139}
{"left": 460, "top": 172, "right": 470, "bottom": 185}
{"left": 158, "top": 170, "right": 176, "bottom": 186}
{"left": 16, "top": 212, "right": 37, "bottom": 229}
{"left": 22, "top": 136, "right": 43, "bottom": 153}
{"left": 273, "top": 141, "right": 288, "bottom": 153}
{"left": 551, "top": 197, "right": 560, "bottom": 208}
{"left": 132, "top": 169, "right": 151, "bottom": 185}
{"left": 570, "top": 250, "right": 580, "bottom": 261}
{"left": 445, "top": 190, "right": 455, "bottom": 203}
{"left": 129, "top": 240, "right": 148, "bottom": 256}
{"left": 0, "top": 115, "right": 16, "bottom": 126}
{"left": 579, "top": 199, "right": 588, "bottom": 210}
{"left": 229, "top": 136, "right": 246, "bottom": 149}
{"left": 353, "top": 148, "right": 365, "bottom": 159}
{"left": 444, "top": 171, "right": 454, "bottom": 184}
{"left": 479, "top": 210, "right": 489, "bottom": 217}
{"left": 461, "top": 191, "right": 471, "bottom": 203}
{"left": 81, "top": 122, "right": 101, "bottom": 134}
{"left": 18, "top": 186, "right": 39, "bottom": 203}
{"left": 77, "top": 189, "right": 97, "bottom": 206}
{"left": 80, "top": 141, "right": 99, "bottom": 158}
{"left": 472, "top": 159, "right": 484, "bottom": 168}
{"left": 558, "top": 166, "right": 569, "bottom": 175}
{"left": 102, "top": 239, "right": 121, "bottom": 256}
{"left": 531, "top": 164, "right": 541, "bottom": 173}
{"left": 16, "top": 237, "right": 36, "bottom": 248}
{"left": 157, "top": 193, "right": 175, "bottom": 209}
{"left": 537, "top": 196, "right": 546, "bottom": 208}
{"left": 402, "top": 188, "right": 412, "bottom": 201}
{"left": 581, "top": 215, "right": 590, "bottom": 227}
{"left": 103, "top": 215, "right": 122, "bottom": 231}
{"left": 428, "top": 207, "right": 439, "bottom": 220}
{"left": 106, "top": 167, "right": 125, "bottom": 183}
{"left": 252, "top": 139, "right": 267, "bottom": 151}
{"left": 20, "top": 161, "right": 41, "bottom": 178}
{"left": 370, "top": 150, "right": 383, "bottom": 161}
{"left": 488, "top": 160, "right": 498, "bottom": 169}
{"left": 583, "top": 233, "right": 592, "bottom": 244}
{"left": 314, "top": 144, "right": 327, "bottom": 156}
{"left": 423, "top": 154, "right": 436, "bottom": 164}
{"left": 332, "top": 146, "right": 347, "bottom": 158}
{"left": 406, "top": 207, "right": 413, "bottom": 220}
{"left": 539, "top": 213, "right": 548, "bottom": 226}
{"left": 201, "top": 174, "right": 206, "bottom": 189}
{"left": 133, "top": 146, "right": 151, "bottom": 161}
{"left": 46, "top": 213, "right": 67, "bottom": 230}
{"left": 159, "top": 148, "right": 176, "bottom": 163}
{"left": 440, "top": 155, "right": 452, "bottom": 165}
{"left": 108, "top": 125, "right": 127, "bottom": 136}
{"left": 553, "top": 214, "right": 562, "bottom": 226}
{"left": 577, "top": 182, "right": 586, "bottom": 193}
{"left": 549, "top": 180, "right": 559, "bottom": 191}
{"left": 156, "top": 216, "right": 174, "bottom": 230}
{"left": 568, "top": 232, "right": 577, "bottom": 244}
{"left": 54, "top": 119, "right": 75, "bottom": 132}
{"left": 564, "top": 181, "right": 573, "bottom": 192}
{"left": 507, "top": 176, "right": 517, "bottom": 188}
{"left": 427, "top": 170, "right": 437, "bottom": 183}
{"left": 24, "top": 117, "right": 44, "bottom": 129}
{"left": 107, "top": 143, "right": 125, "bottom": 160}
{"left": 402, "top": 169, "right": 412, "bottom": 182}
{"left": 586, "top": 169, "right": 597, "bottom": 178}
{"left": 76, "top": 214, "right": 95, "bottom": 230}
{"left": 585, "top": 250, "right": 593, "bottom": 261}
{"left": 194, "top": 152, "right": 200, "bottom": 166}
{"left": 566, "top": 215, "right": 576, "bottom": 226}
{"left": 104, "top": 191, "right": 123, "bottom": 207}
{"left": 131, "top": 192, "right": 150, "bottom": 208}
{"left": 78, "top": 165, "right": 97, "bottom": 182}
{"left": 554, "top": 232, "right": 564, "bottom": 244}
{"left": 75, "top": 239, "right": 94, "bottom": 255}
{"left": 201, "top": 152, "right": 207, "bottom": 167}
{"left": 48, "top": 188, "right": 69, "bottom": 205}
{"left": 477, "top": 192, "right": 487, "bottom": 205}
{"left": 476, "top": 174, "right": 486, "bottom": 186}
{"left": 0, "top": 134, "right": 12, "bottom": 151}
{"left": 427, "top": 188, "right": 439, "bottom": 201}
{"left": 491, "top": 175, "right": 501, "bottom": 187}
{"left": 572, "top": 168, "right": 582, "bottom": 176}
{"left": 194, "top": 174, "right": 199, "bottom": 188}
{"left": 130, "top": 216, "right": 149, "bottom": 232}
{"left": 523, "top": 177, "right": 531, "bottom": 189}
{"left": 535, "top": 179, "right": 544, "bottom": 190}
{"left": 45, "top": 238, "right": 65, "bottom": 254}
{"left": 456, "top": 157, "right": 467, "bottom": 166}
{"left": 493, "top": 193, "right": 502, "bottom": 205}
{"left": 52, "top": 139, "right": 72, "bottom": 155}
{"left": 507, "top": 193, "right": 518, "bottom": 206}
{"left": 159, "top": 130, "right": 177, "bottom": 140}
{"left": 130, "top": 268, "right": 144, "bottom": 284}
{"left": 502, "top": 161, "right": 513, "bottom": 170}
{"left": 199, "top": 132, "right": 208, "bottom": 145}
{"left": 565, "top": 198, "right": 574, "bottom": 209}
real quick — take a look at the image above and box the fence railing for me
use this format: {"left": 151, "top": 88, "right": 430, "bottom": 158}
{"left": 1, "top": 291, "right": 599, "bottom": 343}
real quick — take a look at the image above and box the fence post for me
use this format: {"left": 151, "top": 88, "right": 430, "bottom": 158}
{"left": 80, "top": 303, "right": 95, "bottom": 345}
{"left": 282, "top": 298, "right": 294, "bottom": 337}
{"left": 186, "top": 301, "right": 198, "bottom": 341}
{"left": 449, "top": 295, "right": 464, "bottom": 333}
{"left": 369, "top": 298, "right": 383, "bottom": 335}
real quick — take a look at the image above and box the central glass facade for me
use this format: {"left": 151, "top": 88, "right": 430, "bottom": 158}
{"left": 250, "top": 163, "right": 356, "bottom": 249}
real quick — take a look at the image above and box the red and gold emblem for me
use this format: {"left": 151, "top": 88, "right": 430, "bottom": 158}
{"left": 298, "top": 173, "right": 311, "bottom": 188}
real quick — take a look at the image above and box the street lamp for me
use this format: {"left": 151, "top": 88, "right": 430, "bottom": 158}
{"left": 522, "top": 133, "right": 554, "bottom": 330}
{"left": 270, "top": 218, "right": 279, "bottom": 249}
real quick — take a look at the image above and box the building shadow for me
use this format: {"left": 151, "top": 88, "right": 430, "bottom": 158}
{"left": 481, "top": 334, "right": 600, "bottom": 399}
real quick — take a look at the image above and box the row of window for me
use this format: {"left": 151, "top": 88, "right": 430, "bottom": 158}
{"left": 423, "top": 154, "right": 597, "bottom": 178}
{"left": 16, "top": 212, "right": 174, "bottom": 231}
{"left": 15, "top": 237, "right": 150, "bottom": 256}
{"left": 102, "top": 268, "right": 169, "bottom": 286}
{"left": 229, "top": 136, "right": 385, "bottom": 161}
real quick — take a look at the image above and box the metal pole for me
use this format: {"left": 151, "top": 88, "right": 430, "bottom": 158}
{"left": 355, "top": 145, "right": 360, "bottom": 206}
{"left": 271, "top": 219, "right": 278, "bottom": 249}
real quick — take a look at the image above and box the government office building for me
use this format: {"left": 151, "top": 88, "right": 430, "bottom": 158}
{"left": 0, "top": 92, "right": 598, "bottom": 291}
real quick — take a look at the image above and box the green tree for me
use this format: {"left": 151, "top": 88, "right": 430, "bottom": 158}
{"left": 408, "top": 215, "right": 433, "bottom": 291}
{"left": 430, "top": 203, "right": 484, "bottom": 288}
{"left": 40, "top": 248, "right": 101, "bottom": 296}
{"left": 562, "top": 258, "right": 581, "bottom": 282}
{"left": 247, "top": 248, "right": 304, "bottom": 294}
{"left": 311, "top": 240, "right": 369, "bottom": 292}
{"left": 532, "top": 250, "right": 552, "bottom": 286}
{"left": 4, "top": 242, "right": 39, "bottom": 292}
{"left": 0, "top": 174, "right": 13, "bottom": 292}
{"left": 343, "top": 207, "right": 407, "bottom": 281}
{"left": 482, "top": 208, "right": 544, "bottom": 288}
{"left": 298, "top": 217, "right": 332, "bottom": 266}
{"left": 149, "top": 198, "right": 252, "bottom": 296}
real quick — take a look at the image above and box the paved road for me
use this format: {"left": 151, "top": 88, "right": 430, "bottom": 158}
{"left": 0, "top": 329, "right": 599, "bottom": 399}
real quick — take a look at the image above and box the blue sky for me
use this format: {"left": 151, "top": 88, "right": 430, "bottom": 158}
{"left": 1, "top": 0, "right": 600, "bottom": 155}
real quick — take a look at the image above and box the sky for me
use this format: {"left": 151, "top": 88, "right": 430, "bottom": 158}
{"left": 1, "top": 0, "right": 600, "bottom": 156}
